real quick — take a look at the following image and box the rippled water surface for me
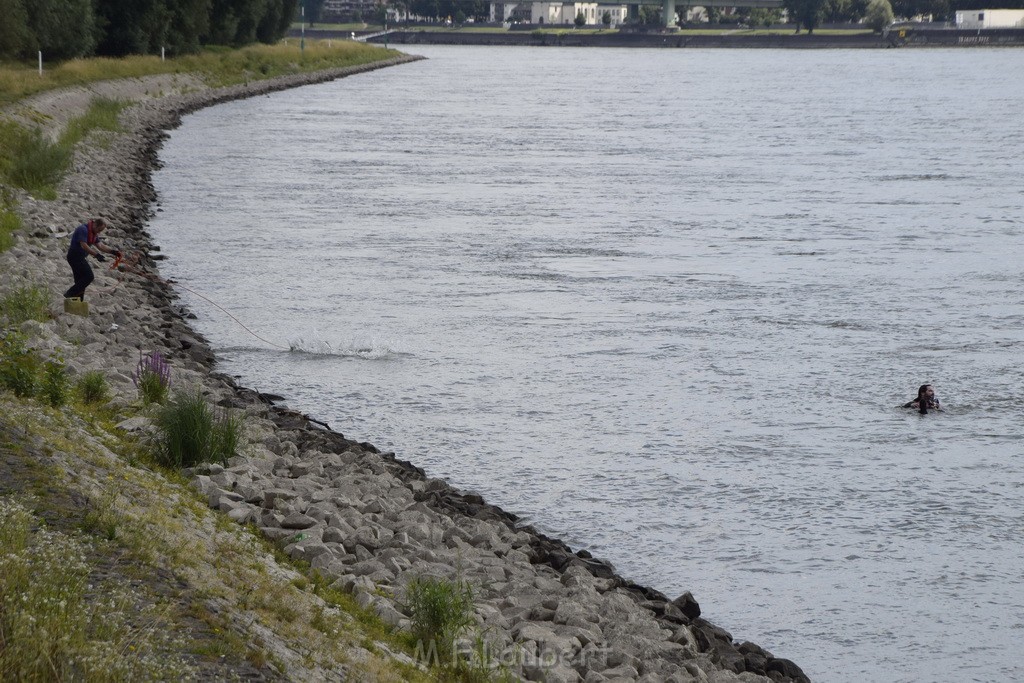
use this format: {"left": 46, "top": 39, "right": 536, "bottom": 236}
{"left": 149, "top": 46, "right": 1024, "bottom": 682}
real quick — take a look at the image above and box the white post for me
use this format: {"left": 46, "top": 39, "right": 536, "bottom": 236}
{"left": 161, "top": 46, "right": 165, "bottom": 61}
{"left": 38, "top": 51, "right": 42, "bottom": 76}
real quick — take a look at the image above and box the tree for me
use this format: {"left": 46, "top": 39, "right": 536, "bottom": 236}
{"left": 748, "top": 7, "right": 782, "bottom": 26}
{"left": 304, "top": 0, "right": 326, "bottom": 23}
{"left": 168, "top": 0, "right": 213, "bottom": 54}
{"left": 865, "top": 0, "right": 894, "bottom": 30}
{"left": 256, "top": 0, "right": 298, "bottom": 43}
{"left": 602, "top": 10, "right": 612, "bottom": 27}
{"left": 24, "top": 0, "right": 97, "bottom": 60}
{"left": 205, "top": 0, "right": 294, "bottom": 46}
{"left": 637, "top": 4, "right": 663, "bottom": 24}
{"left": 574, "top": 9, "right": 586, "bottom": 27}
{"left": 95, "top": 0, "right": 211, "bottom": 56}
{"left": 410, "top": 0, "right": 439, "bottom": 20}
{"left": 0, "top": 0, "right": 31, "bottom": 59}
{"left": 823, "top": 0, "right": 860, "bottom": 21}
{"left": 784, "top": 0, "right": 826, "bottom": 32}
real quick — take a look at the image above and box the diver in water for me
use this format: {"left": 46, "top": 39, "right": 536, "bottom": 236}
{"left": 904, "top": 384, "right": 941, "bottom": 414}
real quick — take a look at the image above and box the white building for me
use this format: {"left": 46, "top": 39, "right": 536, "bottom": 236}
{"left": 491, "top": 1, "right": 628, "bottom": 26}
{"left": 955, "top": 8, "right": 1024, "bottom": 28}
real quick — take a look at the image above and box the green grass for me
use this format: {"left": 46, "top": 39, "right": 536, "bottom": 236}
{"left": 0, "top": 97, "right": 128, "bottom": 198}
{"left": 155, "top": 390, "right": 243, "bottom": 468}
{"left": 0, "top": 496, "right": 192, "bottom": 681}
{"left": 0, "top": 283, "right": 50, "bottom": 325}
{"left": 404, "top": 575, "right": 476, "bottom": 669}
{"left": 300, "top": 22, "right": 384, "bottom": 31}
{"left": 0, "top": 119, "right": 70, "bottom": 198}
{"left": 40, "top": 356, "right": 70, "bottom": 408}
{"left": 0, "top": 41, "right": 399, "bottom": 107}
{"left": 0, "top": 198, "right": 20, "bottom": 252}
{"left": 77, "top": 370, "right": 111, "bottom": 405}
{"left": 0, "top": 396, "right": 437, "bottom": 682}
{"left": 61, "top": 96, "right": 127, "bottom": 147}
{"left": 717, "top": 27, "right": 874, "bottom": 35}
{"left": 0, "top": 330, "right": 41, "bottom": 398}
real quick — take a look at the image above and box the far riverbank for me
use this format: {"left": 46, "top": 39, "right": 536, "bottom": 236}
{"left": 294, "top": 26, "right": 1024, "bottom": 48}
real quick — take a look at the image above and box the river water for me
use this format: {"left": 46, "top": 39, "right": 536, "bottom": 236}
{"left": 148, "top": 46, "right": 1024, "bottom": 682}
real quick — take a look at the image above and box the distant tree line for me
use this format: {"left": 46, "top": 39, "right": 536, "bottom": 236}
{"left": 0, "top": 0, "right": 298, "bottom": 61}
{"left": 784, "top": 0, "right": 1024, "bottom": 32}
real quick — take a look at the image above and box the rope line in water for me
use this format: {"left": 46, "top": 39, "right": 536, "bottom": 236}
{"left": 173, "top": 282, "right": 289, "bottom": 351}
{"left": 93, "top": 251, "right": 289, "bottom": 351}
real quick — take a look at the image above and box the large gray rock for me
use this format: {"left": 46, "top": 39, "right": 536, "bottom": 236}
{"left": 280, "top": 512, "right": 318, "bottom": 529}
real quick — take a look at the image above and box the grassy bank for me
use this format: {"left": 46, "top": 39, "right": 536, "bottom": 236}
{"left": 0, "top": 96, "right": 127, "bottom": 202}
{"left": 0, "top": 40, "right": 399, "bottom": 107}
{"left": 0, "top": 394, "right": 430, "bottom": 681}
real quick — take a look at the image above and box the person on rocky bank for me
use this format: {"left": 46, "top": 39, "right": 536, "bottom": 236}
{"left": 64, "top": 218, "right": 121, "bottom": 301}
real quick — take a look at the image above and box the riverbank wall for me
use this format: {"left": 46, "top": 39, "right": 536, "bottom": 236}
{"left": 298, "top": 26, "right": 1024, "bottom": 48}
{"left": 2, "top": 57, "right": 810, "bottom": 682}
{"left": 369, "top": 29, "right": 891, "bottom": 48}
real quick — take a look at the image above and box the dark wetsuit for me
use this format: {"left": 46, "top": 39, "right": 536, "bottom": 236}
{"left": 904, "top": 397, "right": 940, "bottom": 411}
{"left": 64, "top": 222, "right": 100, "bottom": 299}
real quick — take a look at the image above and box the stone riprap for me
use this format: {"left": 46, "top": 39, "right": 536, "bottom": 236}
{"left": 1, "top": 57, "right": 810, "bottom": 683}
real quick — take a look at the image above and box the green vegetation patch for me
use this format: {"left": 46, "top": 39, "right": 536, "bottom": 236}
{"left": 405, "top": 575, "right": 476, "bottom": 669}
{"left": 155, "top": 390, "right": 243, "bottom": 468}
{"left": 188, "top": 40, "right": 402, "bottom": 87}
{"left": 61, "top": 96, "right": 127, "bottom": 147}
{"left": 0, "top": 41, "right": 398, "bottom": 107}
{"left": 0, "top": 118, "right": 70, "bottom": 199}
{"left": 0, "top": 496, "right": 195, "bottom": 681}
{"left": 0, "top": 204, "right": 19, "bottom": 252}
{"left": 77, "top": 370, "right": 111, "bottom": 405}
{"left": 0, "top": 330, "right": 43, "bottom": 398}
{"left": 0, "top": 97, "right": 128, "bottom": 198}
{"left": 0, "top": 282, "right": 50, "bottom": 325}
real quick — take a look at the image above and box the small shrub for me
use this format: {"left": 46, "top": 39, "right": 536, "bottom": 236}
{"left": 405, "top": 576, "right": 476, "bottom": 668}
{"left": 133, "top": 350, "right": 171, "bottom": 404}
{"left": 155, "top": 391, "right": 243, "bottom": 468}
{"left": 77, "top": 369, "right": 110, "bottom": 404}
{"left": 82, "top": 485, "right": 119, "bottom": 540}
{"left": 0, "top": 330, "right": 40, "bottom": 397}
{"left": 0, "top": 283, "right": 50, "bottom": 325}
{"left": 0, "top": 201, "right": 20, "bottom": 253}
{"left": 60, "top": 97, "right": 126, "bottom": 147}
{"left": 156, "top": 390, "right": 213, "bottom": 468}
{"left": 0, "top": 120, "right": 71, "bottom": 198}
{"left": 211, "top": 406, "right": 243, "bottom": 462}
{"left": 40, "top": 356, "right": 70, "bottom": 407}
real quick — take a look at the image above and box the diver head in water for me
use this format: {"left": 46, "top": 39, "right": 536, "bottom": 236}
{"left": 904, "top": 384, "right": 940, "bottom": 414}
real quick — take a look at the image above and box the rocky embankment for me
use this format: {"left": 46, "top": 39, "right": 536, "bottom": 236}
{"left": 3, "top": 58, "right": 810, "bottom": 682}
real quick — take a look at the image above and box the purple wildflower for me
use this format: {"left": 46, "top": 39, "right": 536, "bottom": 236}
{"left": 132, "top": 350, "right": 171, "bottom": 391}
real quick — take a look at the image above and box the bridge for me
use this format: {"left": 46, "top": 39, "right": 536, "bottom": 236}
{"left": 658, "top": 0, "right": 784, "bottom": 26}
